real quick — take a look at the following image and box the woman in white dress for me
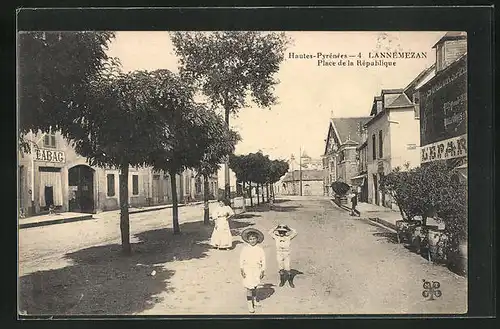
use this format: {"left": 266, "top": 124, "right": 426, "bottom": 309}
{"left": 240, "top": 228, "right": 266, "bottom": 313}
{"left": 210, "top": 199, "right": 234, "bottom": 250}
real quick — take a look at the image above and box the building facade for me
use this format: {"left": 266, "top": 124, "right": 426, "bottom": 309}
{"left": 18, "top": 131, "right": 218, "bottom": 216}
{"left": 365, "top": 89, "right": 421, "bottom": 208}
{"left": 418, "top": 32, "right": 467, "bottom": 178}
{"left": 322, "top": 116, "right": 371, "bottom": 196}
{"left": 281, "top": 169, "right": 324, "bottom": 196}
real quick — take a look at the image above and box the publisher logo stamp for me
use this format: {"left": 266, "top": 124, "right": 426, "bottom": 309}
{"left": 422, "top": 279, "right": 442, "bottom": 300}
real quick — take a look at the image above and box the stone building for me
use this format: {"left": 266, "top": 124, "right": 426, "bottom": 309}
{"left": 322, "top": 116, "right": 371, "bottom": 196}
{"left": 281, "top": 169, "right": 324, "bottom": 196}
{"left": 18, "top": 131, "right": 218, "bottom": 216}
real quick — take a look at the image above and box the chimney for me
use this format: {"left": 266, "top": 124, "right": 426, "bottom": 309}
{"left": 433, "top": 32, "right": 467, "bottom": 72}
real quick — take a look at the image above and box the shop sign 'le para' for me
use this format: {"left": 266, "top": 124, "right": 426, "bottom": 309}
{"left": 420, "top": 134, "right": 466, "bottom": 164}
{"left": 34, "top": 148, "right": 66, "bottom": 164}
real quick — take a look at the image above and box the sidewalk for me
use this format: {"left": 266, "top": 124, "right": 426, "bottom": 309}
{"left": 356, "top": 202, "right": 402, "bottom": 230}
{"left": 331, "top": 198, "right": 402, "bottom": 231}
{"left": 19, "top": 200, "right": 218, "bottom": 230}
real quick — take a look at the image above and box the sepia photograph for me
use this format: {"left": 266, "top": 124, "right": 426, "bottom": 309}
{"left": 17, "top": 29, "right": 469, "bottom": 316}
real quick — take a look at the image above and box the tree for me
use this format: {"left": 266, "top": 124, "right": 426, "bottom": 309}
{"left": 68, "top": 69, "right": 180, "bottom": 255}
{"left": 170, "top": 31, "right": 290, "bottom": 201}
{"left": 379, "top": 166, "right": 411, "bottom": 220}
{"left": 18, "top": 31, "right": 116, "bottom": 152}
{"left": 149, "top": 86, "right": 229, "bottom": 234}
{"left": 380, "top": 162, "right": 467, "bottom": 238}
{"left": 229, "top": 154, "right": 247, "bottom": 211}
{"left": 193, "top": 109, "right": 241, "bottom": 225}
{"left": 268, "top": 159, "right": 289, "bottom": 200}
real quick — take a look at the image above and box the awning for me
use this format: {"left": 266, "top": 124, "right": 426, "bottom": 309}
{"left": 350, "top": 174, "right": 367, "bottom": 180}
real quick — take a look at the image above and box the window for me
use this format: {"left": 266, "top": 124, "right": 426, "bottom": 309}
{"left": 379, "top": 130, "right": 383, "bottom": 158}
{"left": 107, "top": 174, "right": 115, "bottom": 197}
{"left": 195, "top": 177, "right": 202, "bottom": 194}
{"left": 132, "top": 175, "right": 139, "bottom": 195}
{"left": 372, "top": 134, "right": 376, "bottom": 159}
{"left": 43, "top": 133, "right": 56, "bottom": 148}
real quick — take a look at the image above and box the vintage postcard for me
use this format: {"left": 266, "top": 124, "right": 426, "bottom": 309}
{"left": 17, "top": 30, "right": 468, "bottom": 316}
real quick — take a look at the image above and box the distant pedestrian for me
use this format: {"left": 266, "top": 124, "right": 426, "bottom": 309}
{"left": 348, "top": 188, "right": 361, "bottom": 217}
{"left": 268, "top": 224, "right": 298, "bottom": 288}
{"left": 210, "top": 198, "right": 234, "bottom": 250}
{"left": 240, "top": 228, "right": 266, "bottom": 313}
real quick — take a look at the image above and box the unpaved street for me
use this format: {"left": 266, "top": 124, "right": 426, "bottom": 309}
{"left": 18, "top": 197, "right": 467, "bottom": 315}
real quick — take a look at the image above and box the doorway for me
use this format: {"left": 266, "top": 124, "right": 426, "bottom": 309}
{"left": 373, "top": 174, "right": 379, "bottom": 205}
{"left": 68, "top": 165, "right": 95, "bottom": 213}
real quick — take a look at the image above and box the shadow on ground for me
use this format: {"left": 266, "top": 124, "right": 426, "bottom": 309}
{"left": 18, "top": 219, "right": 253, "bottom": 316}
{"left": 272, "top": 198, "right": 291, "bottom": 204}
{"left": 230, "top": 220, "right": 255, "bottom": 237}
{"left": 373, "top": 231, "right": 399, "bottom": 244}
{"left": 247, "top": 203, "right": 302, "bottom": 213}
{"left": 257, "top": 283, "right": 275, "bottom": 301}
{"left": 232, "top": 213, "right": 261, "bottom": 220}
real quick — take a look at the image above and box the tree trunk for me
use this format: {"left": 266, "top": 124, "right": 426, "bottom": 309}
{"left": 242, "top": 181, "right": 246, "bottom": 212}
{"left": 260, "top": 184, "right": 265, "bottom": 203}
{"left": 170, "top": 170, "right": 180, "bottom": 234}
{"left": 249, "top": 182, "right": 253, "bottom": 207}
{"left": 224, "top": 108, "right": 231, "bottom": 201}
{"left": 271, "top": 183, "right": 275, "bottom": 200}
{"left": 119, "top": 163, "right": 131, "bottom": 255}
{"left": 203, "top": 174, "right": 210, "bottom": 225}
{"left": 266, "top": 183, "right": 270, "bottom": 203}
{"left": 256, "top": 184, "right": 260, "bottom": 205}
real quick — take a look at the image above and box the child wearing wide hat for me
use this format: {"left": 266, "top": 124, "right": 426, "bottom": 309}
{"left": 240, "top": 228, "right": 266, "bottom": 313}
{"left": 268, "top": 224, "right": 298, "bottom": 287}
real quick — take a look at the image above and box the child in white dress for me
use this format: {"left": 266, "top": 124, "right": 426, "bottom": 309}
{"left": 240, "top": 228, "right": 266, "bottom": 313}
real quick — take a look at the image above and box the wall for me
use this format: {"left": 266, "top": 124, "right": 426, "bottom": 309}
{"left": 337, "top": 146, "right": 358, "bottom": 183}
{"left": 282, "top": 180, "right": 323, "bottom": 196}
{"left": 388, "top": 107, "right": 421, "bottom": 169}
{"left": 443, "top": 39, "right": 467, "bottom": 71}
{"left": 366, "top": 114, "right": 391, "bottom": 205}
{"left": 301, "top": 180, "right": 324, "bottom": 196}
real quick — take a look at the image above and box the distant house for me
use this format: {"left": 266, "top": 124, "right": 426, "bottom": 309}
{"left": 281, "top": 169, "right": 324, "bottom": 196}
{"left": 322, "top": 116, "right": 371, "bottom": 196}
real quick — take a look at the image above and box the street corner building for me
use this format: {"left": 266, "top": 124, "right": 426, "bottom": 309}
{"left": 17, "top": 131, "right": 219, "bottom": 217}
{"left": 418, "top": 32, "right": 467, "bottom": 180}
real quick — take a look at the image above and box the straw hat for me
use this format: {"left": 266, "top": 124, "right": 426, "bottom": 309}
{"left": 241, "top": 228, "right": 265, "bottom": 244}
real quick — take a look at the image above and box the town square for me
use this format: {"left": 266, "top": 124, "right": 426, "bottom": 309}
{"left": 18, "top": 29, "right": 469, "bottom": 316}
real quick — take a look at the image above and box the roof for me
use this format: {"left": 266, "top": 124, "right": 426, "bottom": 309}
{"left": 404, "top": 64, "right": 436, "bottom": 93}
{"left": 381, "top": 88, "right": 404, "bottom": 94}
{"left": 385, "top": 93, "right": 413, "bottom": 108}
{"left": 331, "top": 117, "right": 372, "bottom": 144}
{"left": 432, "top": 31, "right": 467, "bottom": 48}
{"left": 282, "top": 169, "right": 323, "bottom": 182}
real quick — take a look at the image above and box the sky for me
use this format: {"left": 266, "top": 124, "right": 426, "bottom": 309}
{"left": 106, "top": 31, "right": 445, "bottom": 162}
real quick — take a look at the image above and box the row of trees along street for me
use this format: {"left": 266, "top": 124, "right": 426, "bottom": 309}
{"left": 18, "top": 31, "right": 290, "bottom": 255}
{"left": 229, "top": 152, "right": 289, "bottom": 212}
